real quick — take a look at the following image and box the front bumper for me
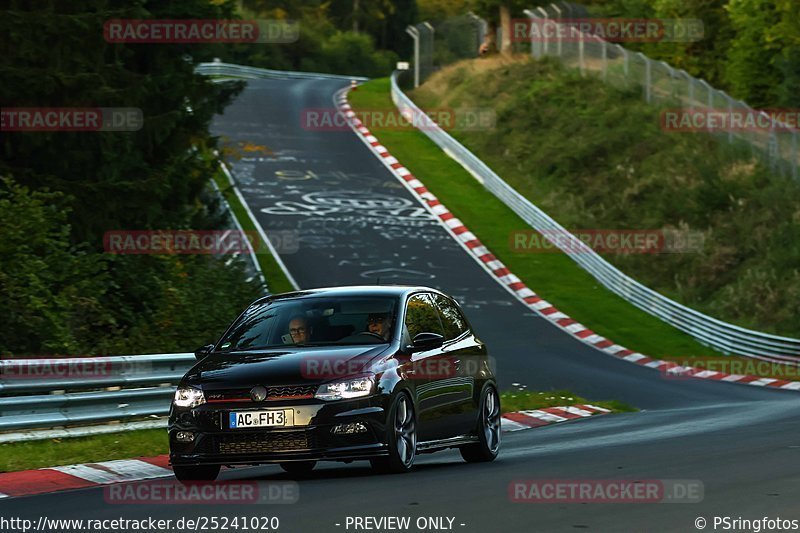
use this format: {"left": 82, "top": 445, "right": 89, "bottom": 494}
{"left": 168, "top": 396, "right": 388, "bottom": 466}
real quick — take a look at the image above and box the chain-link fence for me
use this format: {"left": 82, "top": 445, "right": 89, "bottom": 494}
{"left": 525, "top": 3, "right": 798, "bottom": 180}
{"left": 405, "top": 15, "right": 486, "bottom": 88}
{"left": 404, "top": 5, "right": 798, "bottom": 179}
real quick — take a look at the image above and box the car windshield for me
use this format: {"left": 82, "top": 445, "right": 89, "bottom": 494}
{"left": 217, "top": 296, "right": 399, "bottom": 351}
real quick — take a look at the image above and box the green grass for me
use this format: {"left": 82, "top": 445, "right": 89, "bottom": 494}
{"left": 500, "top": 389, "right": 637, "bottom": 414}
{"left": 213, "top": 168, "right": 295, "bottom": 295}
{"left": 0, "top": 429, "right": 168, "bottom": 473}
{"left": 349, "top": 77, "right": 723, "bottom": 361}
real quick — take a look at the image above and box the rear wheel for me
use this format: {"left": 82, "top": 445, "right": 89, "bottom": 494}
{"left": 172, "top": 464, "right": 221, "bottom": 483}
{"left": 279, "top": 461, "right": 316, "bottom": 474}
{"left": 460, "top": 386, "right": 500, "bottom": 463}
{"left": 371, "top": 392, "right": 416, "bottom": 474}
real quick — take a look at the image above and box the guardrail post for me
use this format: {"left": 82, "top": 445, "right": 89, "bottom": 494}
{"left": 536, "top": 7, "right": 549, "bottom": 56}
{"left": 405, "top": 25, "right": 420, "bottom": 88}
{"left": 725, "top": 93, "right": 734, "bottom": 143}
{"left": 639, "top": 53, "right": 651, "bottom": 103}
{"left": 550, "top": 3, "right": 562, "bottom": 57}
{"left": 600, "top": 37, "right": 607, "bottom": 80}
{"left": 523, "top": 10, "right": 541, "bottom": 58}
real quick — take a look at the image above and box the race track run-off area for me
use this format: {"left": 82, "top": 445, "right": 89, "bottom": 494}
{"left": 2, "top": 76, "right": 798, "bottom": 533}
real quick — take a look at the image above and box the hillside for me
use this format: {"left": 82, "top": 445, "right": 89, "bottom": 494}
{"left": 411, "top": 57, "right": 800, "bottom": 336}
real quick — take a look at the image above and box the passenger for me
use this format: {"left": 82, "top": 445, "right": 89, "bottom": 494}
{"left": 366, "top": 312, "right": 393, "bottom": 341}
{"left": 288, "top": 315, "right": 311, "bottom": 344}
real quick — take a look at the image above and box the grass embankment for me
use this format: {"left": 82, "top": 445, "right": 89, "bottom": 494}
{"left": 0, "top": 429, "right": 167, "bottom": 473}
{"left": 411, "top": 57, "right": 800, "bottom": 338}
{"left": 348, "top": 63, "right": 798, "bottom": 381}
{"left": 213, "top": 166, "right": 295, "bottom": 294}
{"left": 500, "top": 390, "right": 636, "bottom": 414}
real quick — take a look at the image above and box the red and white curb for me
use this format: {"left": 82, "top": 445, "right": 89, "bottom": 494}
{"left": 0, "top": 456, "right": 172, "bottom": 500}
{"left": 501, "top": 404, "right": 611, "bottom": 432}
{"left": 335, "top": 88, "right": 800, "bottom": 393}
{"left": 0, "top": 405, "right": 602, "bottom": 500}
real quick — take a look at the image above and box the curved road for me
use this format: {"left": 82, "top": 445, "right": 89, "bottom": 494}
{"left": 3, "top": 76, "right": 798, "bottom": 533}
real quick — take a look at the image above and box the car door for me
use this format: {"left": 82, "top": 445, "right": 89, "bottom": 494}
{"left": 403, "top": 292, "right": 448, "bottom": 441}
{"left": 431, "top": 294, "right": 482, "bottom": 437}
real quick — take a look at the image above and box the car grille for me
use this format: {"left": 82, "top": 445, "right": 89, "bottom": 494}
{"left": 213, "top": 431, "right": 313, "bottom": 454}
{"left": 206, "top": 385, "right": 318, "bottom": 403}
{"left": 265, "top": 384, "right": 317, "bottom": 399}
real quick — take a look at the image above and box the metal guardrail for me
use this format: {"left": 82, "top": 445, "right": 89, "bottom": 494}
{"left": 0, "top": 354, "right": 195, "bottom": 432}
{"left": 389, "top": 70, "right": 800, "bottom": 362}
{"left": 195, "top": 62, "right": 368, "bottom": 82}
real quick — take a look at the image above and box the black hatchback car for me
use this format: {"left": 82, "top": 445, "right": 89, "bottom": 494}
{"left": 169, "top": 285, "right": 500, "bottom": 480}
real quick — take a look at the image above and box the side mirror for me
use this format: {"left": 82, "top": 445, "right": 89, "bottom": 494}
{"left": 194, "top": 344, "right": 215, "bottom": 360}
{"left": 410, "top": 332, "right": 444, "bottom": 352}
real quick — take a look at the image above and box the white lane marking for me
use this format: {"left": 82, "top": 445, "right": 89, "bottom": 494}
{"left": 519, "top": 410, "right": 569, "bottom": 423}
{"left": 558, "top": 406, "right": 595, "bottom": 417}
{"left": 516, "top": 288, "right": 536, "bottom": 298}
{"left": 624, "top": 353, "right": 647, "bottom": 362}
{"left": 500, "top": 418, "right": 531, "bottom": 432}
{"left": 0, "top": 492, "right": 8, "bottom": 498}
{"left": 603, "top": 344, "right": 626, "bottom": 355}
{"left": 430, "top": 204, "right": 449, "bottom": 216}
{"left": 583, "top": 404, "right": 612, "bottom": 413}
{"left": 51, "top": 459, "right": 172, "bottom": 484}
{"left": 565, "top": 323, "right": 587, "bottom": 334}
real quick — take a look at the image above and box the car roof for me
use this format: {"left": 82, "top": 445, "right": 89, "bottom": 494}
{"left": 251, "top": 285, "right": 444, "bottom": 306}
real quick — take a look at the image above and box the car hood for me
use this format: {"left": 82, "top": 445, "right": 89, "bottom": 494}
{"left": 182, "top": 344, "right": 392, "bottom": 390}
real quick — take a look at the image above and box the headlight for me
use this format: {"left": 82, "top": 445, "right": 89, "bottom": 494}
{"left": 315, "top": 375, "right": 375, "bottom": 401}
{"left": 174, "top": 387, "right": 205, "bottom": 408}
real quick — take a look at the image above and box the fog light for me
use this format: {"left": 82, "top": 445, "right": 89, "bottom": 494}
{"left": 175, "top": 431, "right": 194, "bottom": 442}
{"left": 332, "top": 422, "right": 368, "bottom": 435}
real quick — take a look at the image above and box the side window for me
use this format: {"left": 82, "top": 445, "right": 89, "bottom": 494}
{"left": 404, "top": 294, "right": 444, "bottom": 339}
{"left": 433, "top": 294, "right": 468, "bottom": 341}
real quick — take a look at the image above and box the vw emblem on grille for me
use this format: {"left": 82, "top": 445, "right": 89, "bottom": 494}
{"left": 250, "top": 385, "right": 267, "bottom": 402}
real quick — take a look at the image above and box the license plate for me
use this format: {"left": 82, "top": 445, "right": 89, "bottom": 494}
{"left": 228, "top": 410, "right": 293, "bottom": 429}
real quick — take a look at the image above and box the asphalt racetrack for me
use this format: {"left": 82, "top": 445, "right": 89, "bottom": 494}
{"left": 3, "top": 77, "right": 798, "bottom": 533}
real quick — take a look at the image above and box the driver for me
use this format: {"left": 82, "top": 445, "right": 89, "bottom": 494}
{"left": 366, "top": 312, "right": 393, "bottom": 341}
{"left": 288, "top": 315, "right": 311, "bottom": 344}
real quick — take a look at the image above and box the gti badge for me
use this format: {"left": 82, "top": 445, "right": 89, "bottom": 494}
{"left": 250, "top": 385, "right": 267, "bottom": 402}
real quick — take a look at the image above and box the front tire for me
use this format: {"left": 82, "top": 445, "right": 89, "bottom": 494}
{"left": 172, "top": 464, "right": 221, "bottom": 483}
{"left": 279, "top": 461, "right": 316, "bottom": 474}
{"left": 371, "top": 392, "right": 416, "bottom": 474}
{"left": 460, "top": 386, "right": 500, "bottom": 463}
